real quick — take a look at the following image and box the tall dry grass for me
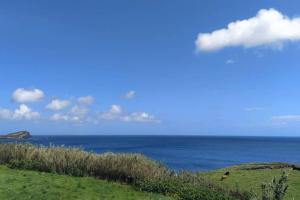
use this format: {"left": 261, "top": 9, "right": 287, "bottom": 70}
{"left": 0, "top": 143, "right": 168, "bottom": 182}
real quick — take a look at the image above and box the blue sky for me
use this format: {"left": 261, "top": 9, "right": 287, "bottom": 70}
{"left": 1, "top": 0, "right": 300, "bottom": 135}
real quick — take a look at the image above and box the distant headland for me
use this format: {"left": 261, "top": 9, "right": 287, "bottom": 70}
{"left": 0, "top": 131, "right": 31, "bottom": 139}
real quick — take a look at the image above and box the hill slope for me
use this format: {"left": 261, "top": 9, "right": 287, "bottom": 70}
{"left": 204, "top": 163, "right": 300, "bottom": 200}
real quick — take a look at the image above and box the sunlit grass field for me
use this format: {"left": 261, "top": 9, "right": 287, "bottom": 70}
{"left": 204, "top": 164, "right": 300, "bottom": 200}
{"left": 0, "top": 165, "right": 173, "bottom": 200}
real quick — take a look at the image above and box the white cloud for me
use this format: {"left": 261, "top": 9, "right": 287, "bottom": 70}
{"left": 50, "top": 97, "right": 95, "bottom": 123}
{"left": 0, "top": 108, "right": 13, "bottom": 119}
{"left": 100, "top": 104, "right": 123, "bottom": 120}
{"left": 77, "top": 96, "right": 94, "bottom": 105}
{"left": 13, "top": 104, "right": 40, "bottom": 120}
{"left": 12, "top": 88, "right": 44, "bottom": 103}
{"left": 55, "top": 105, "right": 90, "bottom": 123}
{"left": 50, "top": 105, "right": 89, "bottom": 123}
{"left": 226, "top": 59, "right": 235, "bottom": 64}
{"left": 124, "top": 90, "right": 136, "bottom": 99}
{"left": 99, "top": 104, "right": 159, "bottom": 123}
{"left": 71, "top": 105, "right": 89, "bottom": 116}
{"left": 272, "top": 115, "right": 300, "bottom": 122}
{"left": 46, "top": 99, "right": 70, "bottom": 110}
{"left": 196, "top": 8, "right": 300, "bottom": 51}
{"left": 0, "top": 104, "right": 40, "bottom": 120}
{"left": 50, "top": 113, "right": 82, "bottom": 122}
{"left": 50, "top": 113, "right": 69, "bottom": 121}
{"left": 122, "top": 112, "right": 159, "bottom": 123}
{"left": 110, "top": 105, "right": 122, "bottom": 114}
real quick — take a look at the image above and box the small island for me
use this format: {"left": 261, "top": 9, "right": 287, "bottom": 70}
{"left": 0, "top": 131, "right": 31, "bottom": 139}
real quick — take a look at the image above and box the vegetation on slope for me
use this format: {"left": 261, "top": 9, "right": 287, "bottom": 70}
{"left": 0, "top": 144, "right": 294, "bottom": 200}
{"left": 0, "top": 165, "right": 172, "bottom": 200}
{"left": 0, "top": 143, "right": 242, "bottom": 200}
{"left": 204, "top": 163, "right": 299, "bottom": 200}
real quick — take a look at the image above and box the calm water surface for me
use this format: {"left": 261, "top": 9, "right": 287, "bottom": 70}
{"left": 2, "top": 136, "right": 300, "bottom": 171}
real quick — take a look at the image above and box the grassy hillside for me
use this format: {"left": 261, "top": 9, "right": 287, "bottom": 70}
{"left": 0, "top": 143, "right": 240, "bottom": 200}
{"left": 0, "top": 165, "right": 173, "bottom": 200}
{"left": 2, "top": 143, "right": 298, "bottom": 200}
{"left": 204, "top": 163, "right": 300, "bottom": 200}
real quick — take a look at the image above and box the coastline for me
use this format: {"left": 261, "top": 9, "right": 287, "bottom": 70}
{"left": 3, "top": 135, "right": 300, "bottom": 172}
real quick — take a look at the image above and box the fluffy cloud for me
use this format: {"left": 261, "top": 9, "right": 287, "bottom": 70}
{"left": 196, "top": 8, "right": 300, "bottom": 51}
{"left": 122, "top": 112, "right": 159, "bottom": 123}
{"left": 3, "top": 89, "right": 159, "bottom": 124}
{"left": 100, "top": 104, "right": 123, "bottom": 120}
{"left": 51, "top": 113, "right": 69, "bottom": 121}
{"left": 99, "top": 104, "right": 158, "bottom": 123}
{"left": 12, "top": 88, "right": 44, "bottom": 103}
{"left": 0, "top": 104, "right": 40, "bottom": 120}
{"left": 77, "top": 96, "right": 94, "bottom": 105}
{"left": 46, "top": 99, "right": 70, "bottom": 110}
{"left": 13, "top": 104, "right": 40, "bottom": 120}
{"left": 50, "top": 113, "right": 80, "bottom": 122}
{"left": 124, "top": 90, "right": 136, "bottom": 99}
{"left": 50, "top": 104, "right": 91, "bottom": 123}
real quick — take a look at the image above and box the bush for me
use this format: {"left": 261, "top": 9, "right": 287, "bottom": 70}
{"left": 135, "top": 171, "right": 254, "bottom": 200}
{"left": 261, "top": 171, "right": 288, "bottom": 200}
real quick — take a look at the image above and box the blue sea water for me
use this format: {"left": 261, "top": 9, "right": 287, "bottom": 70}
{"left": 2, "top": 135, "right": 300, "bottom": 171}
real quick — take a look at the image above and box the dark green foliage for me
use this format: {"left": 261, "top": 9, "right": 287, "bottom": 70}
{"left": 135, "top": 171, "right": 253, "bottom": 200}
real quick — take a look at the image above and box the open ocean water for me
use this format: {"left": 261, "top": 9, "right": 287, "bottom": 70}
{"left": 2, "top": 135, "right": 300, "bottom": 171}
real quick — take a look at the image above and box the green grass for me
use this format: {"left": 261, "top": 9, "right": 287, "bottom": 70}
{"left": 0, "top": 165, "right": 173, "bottom": 200}
{"left": 203, "top": 163, "right": 300, "bottom": 199}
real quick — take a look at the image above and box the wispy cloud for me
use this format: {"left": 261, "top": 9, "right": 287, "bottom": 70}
{"left": 46, "top": 99, "right": 70, "bottom": 110}
{"left": 122, "top": 112, "right": 160, "bottom": 123}
{"left": 99, "top": 104, "right": 159, "bottom": 123}
{"left": 272, "top": 115, "right": 300, "bottom": 122}
{"left": 124, "top": 90, "right": 136, "bottom": 99}
{"left": 196, "top": 8, "right": 300, "bottom": 51}
{"left": 226, "top": 59, "right": 235, "bottom": 64}
{"left": 77, "top": 96, "right": 94, "bottom": 105}
{"left": 245, "top": 107, "right": 264, "bottom": 111}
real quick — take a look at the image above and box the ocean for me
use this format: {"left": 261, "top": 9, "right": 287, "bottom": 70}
{"left": 2, "top": 135, "right": 300, "bottom": 171}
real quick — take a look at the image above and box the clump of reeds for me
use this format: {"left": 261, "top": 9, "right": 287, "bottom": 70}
{"left": 0, "top": 143, "right": 167, "bottom": 182}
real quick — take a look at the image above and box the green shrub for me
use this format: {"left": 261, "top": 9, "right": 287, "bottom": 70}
{"left": 135, "top": 171, "right": 251, "bottom": 200}
{"left": 261, "top": 171, "right": 288, "bottom": 200}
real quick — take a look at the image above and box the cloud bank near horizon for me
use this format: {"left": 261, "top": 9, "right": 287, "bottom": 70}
{"left": 0, "top": 88, "right": 159, "bottom": 124}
